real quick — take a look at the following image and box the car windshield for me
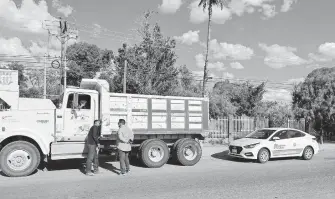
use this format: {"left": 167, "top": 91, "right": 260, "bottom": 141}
{"left": 245, "top": 129, "right": 277, "bottom": 139}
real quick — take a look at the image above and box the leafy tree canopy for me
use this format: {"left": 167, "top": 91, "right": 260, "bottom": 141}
{"left": 109, "top": 11, "right": 182, "bottom": 96}
{"left": 292, "top": 67, "right": 335, "bottom": 131}
{"left": 66, "top": 42, "right": 114, "bottom": 86}
{"left": 254, "top": 101, "right": 293, "bottom": 127}
{"left": 210, "top": 80, "right": 266, "bottom": 118}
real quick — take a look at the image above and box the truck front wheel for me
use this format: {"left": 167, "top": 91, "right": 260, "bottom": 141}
{"left": 140, "top": 139, "right": 169, "bottom": 168}
{"left": 175, "top": 138, "right": 202, "bottom": 166}
{"left": 0, "top": 141, "right": 41, "bottom": 177}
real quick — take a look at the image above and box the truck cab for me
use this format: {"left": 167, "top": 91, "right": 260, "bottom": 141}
{"left": 55, "top": 87, "right": 99, "bottom": 142}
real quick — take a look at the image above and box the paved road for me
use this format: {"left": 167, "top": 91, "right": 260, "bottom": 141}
{"left": 1, "top": 145, "right": 335, "bottom": 199}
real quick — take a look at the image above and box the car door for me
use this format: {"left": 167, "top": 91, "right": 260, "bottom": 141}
{"left": 269, "top": 130, "right": 295, "bottom": 157}
{"left": 287, "top": 130, "right": 306, "bottom": 155}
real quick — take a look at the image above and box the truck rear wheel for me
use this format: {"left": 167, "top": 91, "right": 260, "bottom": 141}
{"left": 140, "top": 139, "right": 169, "bottom": 168}
{"left": 175, "top": 138, "right": 202, "bottom": 166}
{"left": 172, "top": 138, "right": 188, "bottom": 162}
{"left": 0, "top": 141, "right": 41, "bottom": 177}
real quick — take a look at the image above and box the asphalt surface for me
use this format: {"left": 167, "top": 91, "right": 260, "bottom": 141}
{"left": 1, "top": 144, "right": 335, "bottom": 199}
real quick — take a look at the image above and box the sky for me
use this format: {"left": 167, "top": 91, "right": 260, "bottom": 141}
{"left": 0, "top": 0, "right": 335, "bottom": 103}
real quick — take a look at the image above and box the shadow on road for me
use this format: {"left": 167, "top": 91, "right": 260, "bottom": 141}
{"left": 0, "top": 154, "right": 182, "bottom": 177}
{"left": 45, "top": 155, "right": 178, "bottom": 175}
{"left": 211, "top": 150, "right": 256, "bottom": 163}
{"left": 46, "top": 156, "right": 125, "bottom": 175}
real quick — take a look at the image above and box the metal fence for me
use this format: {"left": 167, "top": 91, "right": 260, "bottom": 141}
{"left": 208, "top": 116, "right": 269, "bottom": 139}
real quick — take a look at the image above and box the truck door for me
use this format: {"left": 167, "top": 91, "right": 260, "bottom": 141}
{"left": 64, "top": 92, "right": 97, "bottom": 140}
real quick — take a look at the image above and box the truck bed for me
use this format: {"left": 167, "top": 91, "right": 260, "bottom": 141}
{"left": 101, "top": 93, "right": 209, "bottom": 137}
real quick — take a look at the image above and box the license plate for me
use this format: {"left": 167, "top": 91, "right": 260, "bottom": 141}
{"left": 232, "top": 149, "right": 237, "bottom": 153}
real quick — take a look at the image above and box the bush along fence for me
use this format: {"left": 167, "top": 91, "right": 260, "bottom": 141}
{"left": 208, "top": 116, "right": 269, "bottom": 141}
{"left": 289, "top": 118, "right": 335, "bottom": 142}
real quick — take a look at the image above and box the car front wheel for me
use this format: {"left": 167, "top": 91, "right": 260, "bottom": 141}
{"left": 257, "top": 148, "right": 270, "bottom": 164}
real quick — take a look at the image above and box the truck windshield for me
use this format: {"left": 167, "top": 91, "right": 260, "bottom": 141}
{"left": 245, "top": 129, "right": 276, "bottom": 139}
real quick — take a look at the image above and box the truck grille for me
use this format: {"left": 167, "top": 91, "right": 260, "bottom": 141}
{"left": 229, "top": 145, "right": 243, "bottom": 154}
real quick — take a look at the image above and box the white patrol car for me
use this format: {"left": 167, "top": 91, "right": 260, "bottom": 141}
{"left": 228, "top": 128, "right": 319, "bottom": 163}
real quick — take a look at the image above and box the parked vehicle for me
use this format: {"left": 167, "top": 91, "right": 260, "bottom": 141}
{"left": 228, "top": 128, "right": 319, "bottom": 163}
{"left": 0, "top": 69, "right": 208, "bottom": 177}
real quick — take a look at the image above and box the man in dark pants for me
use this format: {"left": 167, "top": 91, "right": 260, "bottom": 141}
{"left": 86, "top": 120, "right": 101, "bottom": 176}
{"left": 116, "top": 119, "right": 134, "bottom": 176}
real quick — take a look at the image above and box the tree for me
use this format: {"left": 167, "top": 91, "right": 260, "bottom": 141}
{"left": 65, "top": 42, "right": 114, "bottom": 86}
{"left": 111, "top": 11, "right": 180, "bottom": 96}
{"left": 0, "top": 62, "right": 32, "bottom": 98}
{"left": 2, "top": 62, "right": 27, "bottom": 88}
{"left": 198, "top": 0, "right": 230, "bottom": 97}
{"left": 20, "top": 87, "right": 42, "bottom": 98}
{"left": 1, "top": 62, "right": 63, "bottom": 99}
{"left": 292, "top": 67, "right": 335, "bottom": 137}
{"left": 209, "top": 91, "right": 237, "bottom": 119}
{"left": 254, "top": 101, "right": 293, "bottom": 127}
{"left": 173, "top": 66, "right": 202, "bottom": 97}
{"left": 210, "top": 80, "right": 266, "bottom": 118}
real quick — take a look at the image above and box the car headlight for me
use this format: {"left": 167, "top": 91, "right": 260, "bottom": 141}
{"left": 244, "top": 143, "right": 260, "bottom": 149}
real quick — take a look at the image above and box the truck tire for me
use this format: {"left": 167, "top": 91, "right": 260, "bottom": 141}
{"left": 0, "top": 141, "right": 41, "bottom": 177}
{"left": 137, "top": 139, "right": 154, "bottom": 159}
{"left": 175, "top": 138, "right": 202, "bottom": 166}
{"left": 140, "top": 139, "right": 169, "bottom": 168}
{"left": 171, "top": 138, "right": 189, "bottom": 162}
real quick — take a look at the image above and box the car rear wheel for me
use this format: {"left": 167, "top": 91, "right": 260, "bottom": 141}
{"left": 257, "top": 148, "right": 270, "bottom": 164}
{"left": 302, "top": 146, "right": 314, "bottom": 160}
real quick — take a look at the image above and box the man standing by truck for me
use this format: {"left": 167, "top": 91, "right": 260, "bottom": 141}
{"left": 85, "top": 120, "right": 101, "bottom": 176}
{"left": 117, "top": 119, "right": 134, "bottom": 176}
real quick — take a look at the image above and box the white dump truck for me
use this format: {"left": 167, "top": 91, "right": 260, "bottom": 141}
{"left": 0, "top": 69, "right": 209, "bottom": 177}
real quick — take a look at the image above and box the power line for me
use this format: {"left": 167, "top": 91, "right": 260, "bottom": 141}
{"left": 43, "top": 19, "right": 205, "bottom": 54}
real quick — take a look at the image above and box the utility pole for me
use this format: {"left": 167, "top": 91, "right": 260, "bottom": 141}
{"left": 122, "top": 44, "right": 128, "bottom": 94}
{"left": 42, "top": 21, "right": 54, "bottom": 99}
{"left": 43, "top": 53, "right": 47, "bottom": 99}
{"left": 56, "top": 17, "right": 78, "bottom": 93}
{"left": 43, "top": 32, "right": 50, "bottom": 99}
{"left": 123, "top": 59, "right": 127, "bottom": 93}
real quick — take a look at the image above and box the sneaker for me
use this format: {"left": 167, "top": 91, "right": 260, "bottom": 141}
{"left": 126, "top": 169, "right": 130, "bottom": 174}
{"left": 93, "top": 170, "right": 100, "bottom": 174}
{"left": 86, "top": 172, "right": 94, "bottom": 176}
{"left": 119, "top": 172, "right": 126, "bottom": 176}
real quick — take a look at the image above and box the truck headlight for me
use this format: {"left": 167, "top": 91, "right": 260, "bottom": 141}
{"left": 244, "top": 143, "right": 260, "bottom": 149}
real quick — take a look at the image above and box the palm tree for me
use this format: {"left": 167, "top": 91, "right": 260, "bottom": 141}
{"left": 198, "top": 0, "right": 229, "bottom": 97}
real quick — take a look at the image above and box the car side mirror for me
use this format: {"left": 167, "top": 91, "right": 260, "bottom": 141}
{"left": 273, "top": 136, "right": 280, "bottom": 141}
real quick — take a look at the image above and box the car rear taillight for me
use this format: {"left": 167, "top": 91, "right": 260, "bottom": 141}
{"left": 312, "top": 137, "right": 317, "bottom": 141}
